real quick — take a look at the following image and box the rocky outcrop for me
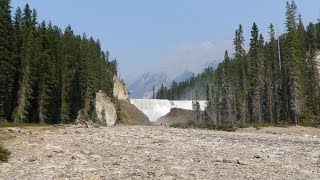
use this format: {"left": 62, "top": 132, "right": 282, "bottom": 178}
{"left": 95, "top": 90, "right": 150, "bottom": 126}
{"left": 95, "top": 91, "right": 116, "bottom": 126}
{"left": 113, "top": 76, "right": 129, "bottom": 101}
{"left": 119, "top": 100, "right": 150, "bottom": 125}
{"left": 155, "top": 108, "right": 196, "bottom": 126}
{"left": 317, "top": 52, "right": 320, "bottom": 80}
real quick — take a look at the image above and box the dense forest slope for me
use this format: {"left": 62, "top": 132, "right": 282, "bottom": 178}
{"left": 157, "top": 1, "right": 320, "bottom": 126}
{"left": 0, "top": 2, "right": 118, "bottom": 124}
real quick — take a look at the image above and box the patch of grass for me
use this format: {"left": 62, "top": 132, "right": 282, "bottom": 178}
{"left": 237, "top": 122, "right": 291, "bottom": 129}
{"left": 215, "top": 124, "right": 237, "bottom": 132}
{"left": 0, "top": 144, "right": 10, "bottom": 162}
{"left": 170, "top": 123, "right": 237, "bottom": 132}
{"left": 299, "top": 117, "right": 320, "bottom": 128}
{"left": 172, "top": 118, "right": 320, "bottom": 132}
{"left": 253, "top": 124, "right": 262, "bottom": 130}
{"left": 0, "top": 121, "right": 48, "bottom": 128}
{"left": 0, "top": 129, "right": 14, "bottom": 162}
{"left": 237, "top": 123, "right": 250, "bottom": 128}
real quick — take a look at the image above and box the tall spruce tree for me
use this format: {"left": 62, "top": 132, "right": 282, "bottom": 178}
{"left": 13, "top": 4, "right": 34, "bottom": 123}
{"left": 0, "top": 0, "right": 15, "bottom": 120}
{"left": 222, "top": 50, "right": 236, "bottom": 126}
{"left": 233, "top": 24, "right": 249, "bottom": 123}
{"left": 264, "top": 24, "right": 280, "bottom": 123}
{"left": 284, "top": 0, "right": 304, "bottom": 125}
{"left": 249, "top": 22, "right": 263, "bottom": 123}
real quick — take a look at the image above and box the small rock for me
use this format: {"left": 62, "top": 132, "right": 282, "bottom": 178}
{"left": 28, "top": 143, "right": 37, "bottom": 148}
{"left": 223, "top": 158, "right": 237, "bottom": 164}
{"left": 45, "top": 144, "right": 63, "bottom": 153}
{"left": 44, "top": 130, "right": 52, "bottom": 134}
{"left": 46, "top": 152, "right": 53, "bottom": 158}
{"left": 112, "top": 162, "right": 120, "bottom": 166}
{"left": 72, "top": 151, "right": 85, "bottom": 160}
{"left": 216, "top": 157, "right": 223, "bottom": 162}
{"left": 237, "top": 159, "right": 248, "bottom": 165}
{"left": 8, "top": 127, "right": 22, "bottom": 133}
{"left": 254, "top": 154, "right": 262, "bottom": 158}
{"left": 28, "top": 156, "right": 37, "bottom": 162}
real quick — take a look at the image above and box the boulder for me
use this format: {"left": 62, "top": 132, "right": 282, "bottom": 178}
{"left": 8, "top": 127, "right": 22, "bottom": 133}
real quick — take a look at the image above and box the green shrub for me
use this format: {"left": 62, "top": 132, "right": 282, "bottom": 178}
{"left": 215, "top": 124, "right": 237, "bottom": 132}
{"left": 0, "top": 145, "right": 10, "bottom": 162}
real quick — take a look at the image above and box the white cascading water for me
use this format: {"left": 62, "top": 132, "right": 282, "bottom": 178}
{"left": 130, "top": 99, "right": 207, "bottom": 122}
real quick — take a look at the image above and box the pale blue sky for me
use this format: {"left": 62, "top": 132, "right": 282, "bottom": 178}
{"left": 11, "top": 0, "right": 320, "bottom": 79}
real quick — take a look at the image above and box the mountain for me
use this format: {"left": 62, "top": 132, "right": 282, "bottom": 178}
{"left": 173, "top": 70, "right": 193, "bottom": 82}
{"left": 127, "top": 60, "right": 219, "bottom": 99}
{"left": 203, "top": 60, "right": 219, "bottom": 70}
{"left": 128, "top": 72, "right": 171, "bottom": 98}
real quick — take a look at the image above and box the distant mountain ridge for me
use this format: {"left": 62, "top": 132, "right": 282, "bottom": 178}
{"left": 127, "top": 60, "right": 219, "bottom": 99}
{"left": 128, "top": 72, "right": 171, "bottom": 99}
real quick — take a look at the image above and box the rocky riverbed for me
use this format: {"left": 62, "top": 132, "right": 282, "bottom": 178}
{"left": 1, "top": 125, "right": 320, "bottom": 179}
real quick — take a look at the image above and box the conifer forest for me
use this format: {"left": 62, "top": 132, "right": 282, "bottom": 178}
{"left": 157, "top": 1, "right": 320, "bottom": 126}
{"left": 0, "top": 1, "right": 118, "bottom": 124}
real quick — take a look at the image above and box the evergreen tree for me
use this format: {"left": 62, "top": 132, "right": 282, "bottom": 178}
{"left": 13, "top": 4, "right": 34, "bottom": 123}
{"left": 248, "top": 22, "right": 263, "bottom": 123}
{"left": 0, "top": 0, "right": 15, "bottom": 120}
{"left": 12, "top": 7, "right": 22, "bottom": 111}
{"left": 222, "top": 50, "right": 236, "bottom": 126}
{"left": 284, "top": 0, "right": 304, "bottom": 125}
{"left": 264, "top": 24, "right": 280, "bottom": 123}
{"left": 233, "top": 24, "right": 249, "bottom": 124}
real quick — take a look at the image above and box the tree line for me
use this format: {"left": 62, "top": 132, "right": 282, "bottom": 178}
{"left": 0, "top": 1, "right": 118, "bottom": 124}
{"left": 155, "top": 68, "right": 215, "bottom": 100}
{"left": 158, "top": 0, "right": 320, "bottom": 126}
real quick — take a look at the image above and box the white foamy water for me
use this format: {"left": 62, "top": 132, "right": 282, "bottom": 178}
{"left": 130, "top": 99, "right": 207, "bottom": 122}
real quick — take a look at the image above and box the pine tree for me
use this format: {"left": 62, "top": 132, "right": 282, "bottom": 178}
{"left": 0, "top": 0, "right": 15, "bottom": 120}
{"left": 27, "top": 10, "right": 48, "bottom": 123}
{"left": 222, "top": 50, "right": 236, "bottom": 126}
{"left": 233, "top": 24, "right": 249, "bottom": 124}
{"left": 13, "top": 4, "right": 35, "bottom": 123}
{"left": 11, "top": 7, "right": 23, "bottom": 121}
{"left": 249, "top": 22, "right": 263, "bottom": 123}
{"left": 264, "top": 24, "right": 280, "bottom": 123}
{"left": 284, "top": 0, "right": 304, "bottom": 125}
{"left": 35, "top": 21, "right": 52, "bottom": 123}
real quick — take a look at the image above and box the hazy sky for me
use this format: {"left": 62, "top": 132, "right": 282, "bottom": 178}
{"left": 11, "top": 0, "right": 320, "bottom": 79}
